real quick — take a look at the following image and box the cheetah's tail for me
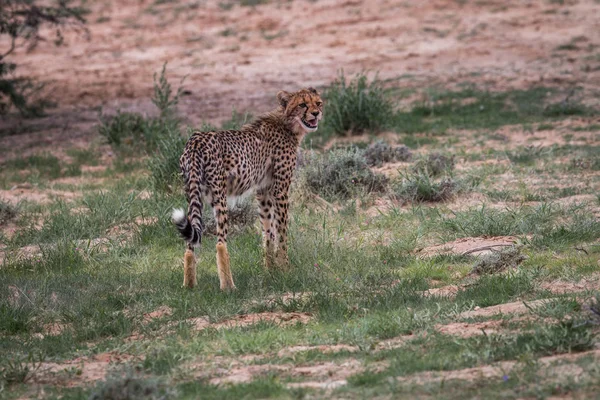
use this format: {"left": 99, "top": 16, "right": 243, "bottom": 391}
{"left": 172, "top": 206, "right": 203, "bottom": 248}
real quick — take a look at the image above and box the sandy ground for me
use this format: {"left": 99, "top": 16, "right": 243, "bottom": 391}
{"left": 1, "top": 0, "right": 600, "bottom": 159}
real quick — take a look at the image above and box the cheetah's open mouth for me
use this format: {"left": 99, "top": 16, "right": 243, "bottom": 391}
{"left": 301, "top": 117, "right": 318, "bottom": 129}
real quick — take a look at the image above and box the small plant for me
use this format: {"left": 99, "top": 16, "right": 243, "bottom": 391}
{"left": 569, "top": 157, "right": 599, "bottom": 171}
{"left": 0, "top": 351, "right": 45, "bottom": 385}
{"left": 0, "top": 199, "right": 17, "bottom": 226}
{"left": 300, "top": 148, "right": 388, "bottom": 200}
{"left": 322, "top": 71, "right": 394, "bottom": 135}
{"left": 152, "top": 63, "right": 185, "bottom": 120}
{"left": 470, "top": 245, "right": 527, "bottom": 275}
{"left": 411, "top": 152, "right": 455, "bottom": 177}
{"left": 363, "top": 140, "right": 412, "bottom": 166}
{"left": 392, "top": 173, "right": 458, "bottom": 203}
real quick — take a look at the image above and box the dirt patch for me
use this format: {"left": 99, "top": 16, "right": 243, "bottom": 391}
{"left": 143, "top": 305, "right": 173, "bottom": 322}
{"left": 247, "top": 292, "right": 313, "bottom": 310}
{"left": 375, "top": 334, "right": 415, "bottom": 351}
{"left": 418, "top": 236, "right": 519, "bottom": 257}
{"left": 436, "top": 320, "right": 504, "bottom": 338}
{"left": 185, "top": 312, "right": 313, "bottom": 332}
{"left": 459, "top": 299, "right": 548, "bottom": 319}
{"left": 397, "top": 349, "right": 600, "bottom": 386}
{"left": 32, "top": 352, "right": 137, "bottom": 386}
{"left": 0, "top": 186, "right": 81, "bottom": 206}
{"left": 541, "top": 274, "right": 600, "bottom": 294}
{"left": 423, "top": 285, "right": 461, "bottom": 298}
{"left": 209, "top": 359, "right": 363, "bottom": 386}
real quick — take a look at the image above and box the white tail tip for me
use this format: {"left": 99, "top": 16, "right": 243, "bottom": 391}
{"left": 171, "top": 208, "right": 186, "bottom": 223}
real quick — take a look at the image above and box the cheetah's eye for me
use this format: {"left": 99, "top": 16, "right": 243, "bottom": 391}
{"left": 316, "top": 102, "right": 322, "bottom": 107}
{"left": 298, "top": 103, "right": 307, "bottom": 108}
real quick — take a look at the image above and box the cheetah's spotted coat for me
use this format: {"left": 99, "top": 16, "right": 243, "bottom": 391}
{"left": 172, "top": 88, "right": 323, "bottom": 289}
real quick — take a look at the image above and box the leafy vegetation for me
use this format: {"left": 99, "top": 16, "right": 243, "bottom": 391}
{"left": 321, "top": 72, "right": 395, "bottom": 136}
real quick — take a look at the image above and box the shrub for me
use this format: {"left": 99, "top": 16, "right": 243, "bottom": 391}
{"left": 98, "top": 112, "right": 150, "bottom": 149}
{"left": 300, "top": 147, "right": 388, "bottom": 200}
{"left": 363, "top": 140, "right": 412, "bottom": 166}
{"left": 322, "top": 71, "right": 394, "bottom": 136}
{"left": 89, "top": 370, "right": 174, "bottom": 400}
{"left": 392, "top": 173, "right": 458, "bottom": 203}
{"left": 0, "top": 199, "right": 17, "bottom": 226}
{"left": 411, "top": 152, "right": 455, "bottom": 177}
{"left": 470, "top": 246, "right": 527, "bottom": 275}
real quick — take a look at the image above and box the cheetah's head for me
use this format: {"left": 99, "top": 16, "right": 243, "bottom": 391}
{"left": 277, "top": 87, "right": 323, "bottom": 133}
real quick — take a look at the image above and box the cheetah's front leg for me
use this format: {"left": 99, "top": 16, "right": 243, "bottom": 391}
{"left": 273, "top": 187, "right": 291, "bottom": 270}
{"left": 257, "top": 190, "right": 276, "bottom": 270}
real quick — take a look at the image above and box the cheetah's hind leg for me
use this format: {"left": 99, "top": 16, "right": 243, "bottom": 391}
{"left": 183, "top": 248, "right": 197, "bottom": 289}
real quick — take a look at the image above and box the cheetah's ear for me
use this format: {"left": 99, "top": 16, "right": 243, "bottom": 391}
{"left": 277, "top": 91, "right": 291, "bottom": 108}
{"left": 307, "top": 87, "right": 319, "bottom": 95}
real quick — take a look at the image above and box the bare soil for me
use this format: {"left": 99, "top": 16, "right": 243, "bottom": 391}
{"left": 418, "top": 236, "right": 519, "bottom": 257}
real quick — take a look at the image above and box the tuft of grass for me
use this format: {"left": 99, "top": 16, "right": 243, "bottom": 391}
{"left": 363, "top": 140, "right": 412, "bottom": 166}
{"left": 98, "top": 112, "right": 157, "bottom": 151}
{"left": 299, "top": 147, "right": 388, "bottom": 201}
{"left": 321, "top": 71, "right": 395, "bottom": 136}
{"left": 0, "top": 351, "right": 45, "bottom": 385}
{"left": 3, "top": 153, "right": 62, "bottom": 180}
{"left": 506, "top": 145, "right": 554, "bottom": 166}
{"left": 543, "top": 101, "right": 590, "bottom": 117}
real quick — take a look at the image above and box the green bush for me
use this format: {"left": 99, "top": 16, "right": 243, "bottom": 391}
{"left": 363, "top": 140, "right": 412, "bottom": 166}
{"left": 147, "top": 125, "right": 187, "bottom": 193}
{"left": 300, "top": 147, "right": 388, "bottom": 200}
{"left": 98, "top": 112, "right": 150, "bottom": 149}
{"left": 322, "top": 72, "right": 394, "bottom": 135}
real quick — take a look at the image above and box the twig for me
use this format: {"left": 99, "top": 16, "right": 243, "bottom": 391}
{"left": 574, "top": 246, "right": 589, "bottom": 255}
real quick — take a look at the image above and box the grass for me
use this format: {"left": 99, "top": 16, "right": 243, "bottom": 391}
{"left": 1, "top": 70, "right": 599, "bottom": 399}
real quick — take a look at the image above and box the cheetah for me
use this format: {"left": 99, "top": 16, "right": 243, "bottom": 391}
{"left": 172, "top": 87, "right": 323, "bottom": 290}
